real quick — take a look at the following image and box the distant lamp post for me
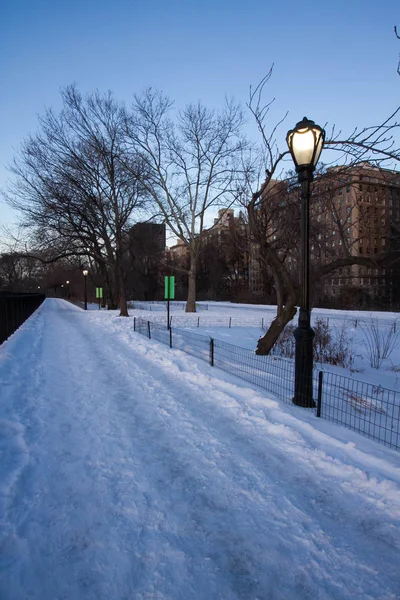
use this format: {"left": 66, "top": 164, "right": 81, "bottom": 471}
{"left": 286, "top": 117, "right": 325, "bottom": 407}
{"left": 83, "top": 269, "right": 89, "bottom": 310}
{"left": 66, "top": 280, "right": 70, "bottom": 299}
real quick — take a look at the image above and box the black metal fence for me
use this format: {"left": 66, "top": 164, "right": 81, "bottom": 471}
{"left": 0, "top": 292, "right": 45, "bottom": 345}
{"left": 317, "top": 371, "right": 400, "bottom": 450}
{"left": 132, "top": 301, "right": 209, "bottom": 311}
{"left": 134, "top": 317, "right": 400, "bottom": 451}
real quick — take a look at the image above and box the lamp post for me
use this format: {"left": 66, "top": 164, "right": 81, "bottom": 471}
{"left": 286, "top": 117, "right": 325, "bottom": 407}
{"left": 66, "top": 280, "right": 70, "bottom": 299}
{"left": 83, "top": 269, "right": 88, "bottom": 310}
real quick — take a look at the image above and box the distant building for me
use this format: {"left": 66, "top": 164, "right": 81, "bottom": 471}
{"left": 312, "top": 162, "right": 400, "bottom": 307}
{"left": 167, "top": 238, "right": 190, "bottom": 264}
{"left": 248, "top": 163, "right": 400, "bottom": 308}
{"left": 128, "top": 222, "right": 166, "bottom": 300}
{"left": 202, "top": 208, "right": 246, "bottom": 242}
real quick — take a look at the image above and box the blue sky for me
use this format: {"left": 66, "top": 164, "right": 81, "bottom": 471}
{"left": 1, "top": 0, "right": 399, "bottom": 229}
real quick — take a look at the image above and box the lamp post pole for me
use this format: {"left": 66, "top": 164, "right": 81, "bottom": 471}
{"left": 83, "top": 270, "right": 88, "bottom": 310}
{"left": 294, "top": 168, "right": 314, "bottom": 406}
{"left": 286, "top": 117, "right": 325, "bottom": 408}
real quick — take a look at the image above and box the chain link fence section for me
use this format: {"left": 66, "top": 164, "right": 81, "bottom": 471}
{"left": 133, "top": 317, "right": 400, "bottom": 452}
{"left": 318, "top": 371, "right": 400, "bottom": 450}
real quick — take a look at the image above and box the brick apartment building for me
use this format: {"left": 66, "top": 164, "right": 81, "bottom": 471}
{"left": 249, "top": 163, "right": 400, "bottom": 308}
{"left": 166, "top": 209, "right": 249, "bottom": 300}
{"left": 312, "top": 162, "right": 400, "bottom": 307}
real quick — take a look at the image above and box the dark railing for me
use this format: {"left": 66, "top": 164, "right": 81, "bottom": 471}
{"left": 133, "top": 313, "right": 266, "bottom": 329}
{"left": 0, "top": 292, "right": 45, "bottom": 345}
{"left": 213, "top": 338, "right": 296, "bottom": 403}
{"left": 132, "top": 301, "right": 209, "bottom": 311}
{"left": 318, "top": 371, "right": 400, "bottom": 450}
{"left": 134, "top": 317, "right": 400, "bottom": 451}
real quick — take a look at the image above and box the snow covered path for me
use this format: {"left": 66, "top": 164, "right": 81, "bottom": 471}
{"left": 1, "top": 299, "right": 400, "bottom": 599}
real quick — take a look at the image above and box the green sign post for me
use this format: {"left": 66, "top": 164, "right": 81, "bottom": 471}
{"left": 164, "top": 276, "right": 175, "bottom": 329}
{"left": 96, "top": 287, "right": 103, "bottom": 310}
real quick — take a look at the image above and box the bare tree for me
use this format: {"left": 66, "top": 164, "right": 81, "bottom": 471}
{"left": 0, "top": 252, "right": 44, "bottom": 292}
{"left": 247, "top": 69, "right": 400, "bottom": 354}
{"left": 126, "top": 90, "right": 252, "bottom": 312}
{"left": 4, "top": 85, "right": 147, "bottom": 315}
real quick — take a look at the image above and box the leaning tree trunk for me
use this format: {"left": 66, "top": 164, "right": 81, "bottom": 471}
{"left": 254, "top": 246, "right": 299, "bottom": 354}
{"left": 274, "top": 273, "right": 284, "bottom": 317}
{"left": 256, "top": 300, "right": 297, "bottom": 355}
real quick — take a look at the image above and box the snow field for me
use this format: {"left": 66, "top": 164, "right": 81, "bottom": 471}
{"left": 0, "top": 299, "right": 400, "bottom": 599}
{"left": 130, "top": 301, "right": 400, "bottom": 390}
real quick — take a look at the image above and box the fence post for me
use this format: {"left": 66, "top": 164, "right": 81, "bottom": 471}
{"left": 169, "top": 326, "right": 173, "bottom": 348}
{"left": 134, "top": 316, "right": 136, "bottom": 331}
{"left": 317, "top": 371, "right": 323, "bottom": 417}
{"left": 262, "top": 317, "right": 264, "bottom": 329}
{"left": 210, "top": 338, "right": 214, "bottom": 367}
{"left": 229, "top": 317, "right": 232, "bottom": 328}
{"left": 197, "top": 316, "right": 200, "bottom": 328}
{"left": 147, "top": 321, "right": 151, "bottom": 339}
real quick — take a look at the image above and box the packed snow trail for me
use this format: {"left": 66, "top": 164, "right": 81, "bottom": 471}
{"left": 1, "top": 300, "right": 400, "bottom": 599}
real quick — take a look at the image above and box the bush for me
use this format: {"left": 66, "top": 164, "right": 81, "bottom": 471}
{"left": 360, "top": 318, "right": 399, "bottom": 369}
{"left": 313, "top": 318, "right": 331, "bottom": 363}
{"left": 272, "top": 318, "right": 355, "bottom": 368}
{"left": 271, "top": 324, "right": 296, "bottom": 359}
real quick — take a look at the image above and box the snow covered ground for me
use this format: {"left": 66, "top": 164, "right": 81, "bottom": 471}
{"left": 131, "top": 301, "right": 400, "bottom": 392}
{"left": 1, "top": 299, "right": 400, "bottom": 599}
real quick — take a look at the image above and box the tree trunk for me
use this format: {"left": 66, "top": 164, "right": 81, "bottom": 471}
{"left": 274, "top": 273, "right": 284, "bottom": 317}
{"left": 186, "top": 264, "right": 197, "bottom": 312}
{"left": 116, "top": 250, "right": 129, "bottom": 317}
{"left": 256, "top": 301, "right": 297, "bottom": 355}
{"left": 119, "top": 285, "right": 129, "bottom": 317}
